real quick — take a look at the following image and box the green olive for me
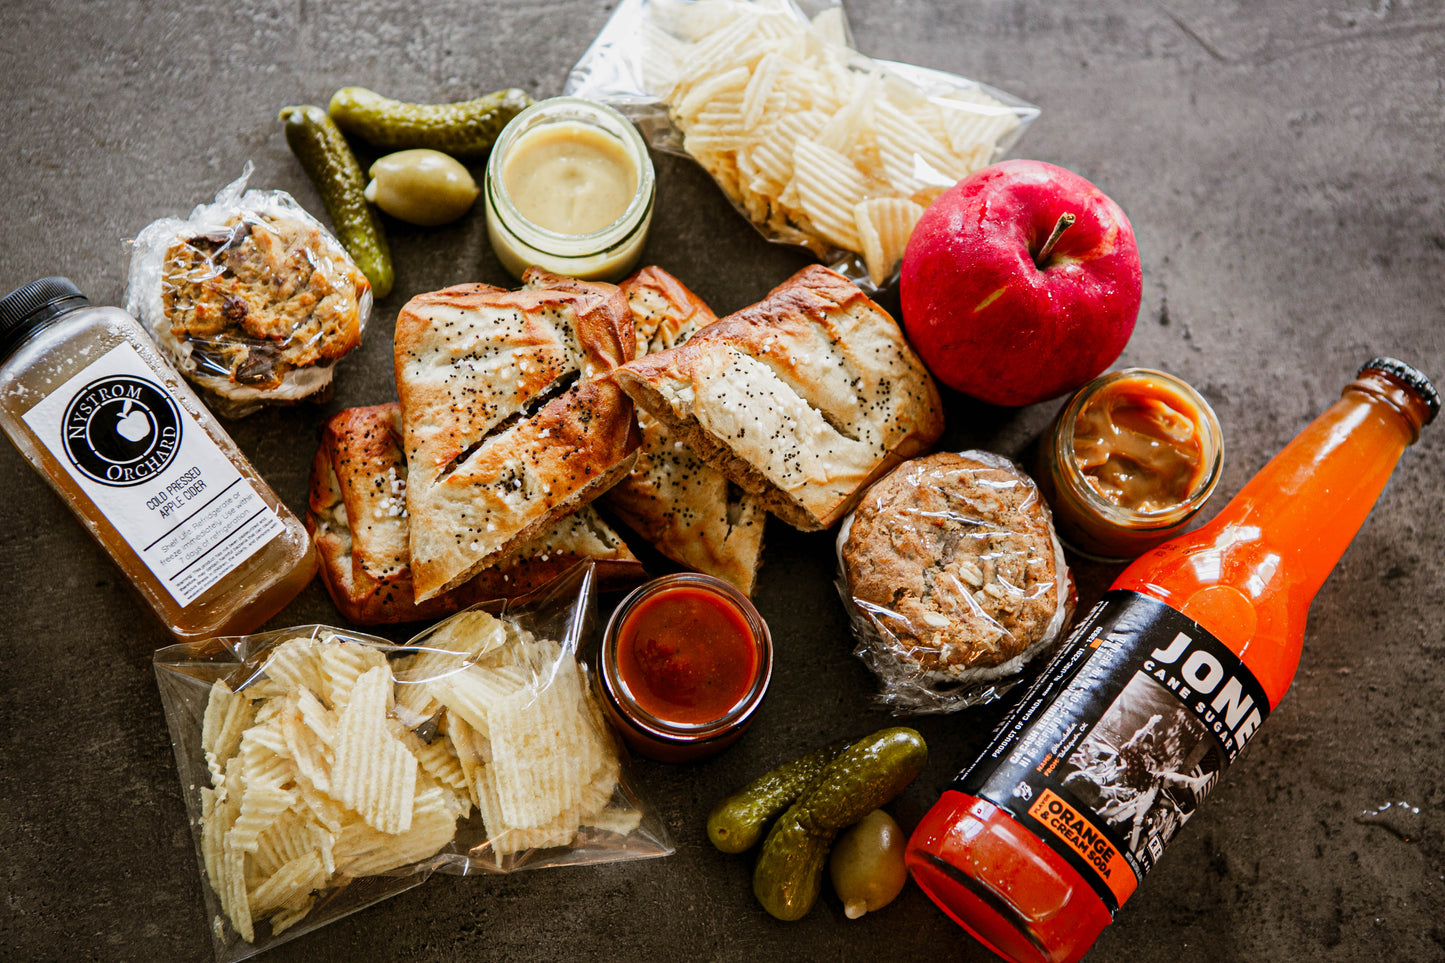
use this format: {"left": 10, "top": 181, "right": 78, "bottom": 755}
{"left": 363, "top": 149, "right": 479, "bottom": 226}
{"left": 828, "top": 809, "right": 908, "bottom": 919}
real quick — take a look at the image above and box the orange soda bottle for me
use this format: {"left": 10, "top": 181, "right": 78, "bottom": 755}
{"left": 905, "top": 358, "right": 1438, "bottom": 963}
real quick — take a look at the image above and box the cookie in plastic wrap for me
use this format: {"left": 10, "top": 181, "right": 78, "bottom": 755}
{"left": 127, "top": 165, "right": 370, "bottom": 417}
{"left": 837, "top": 450, "right": 1074, "bottom": 713}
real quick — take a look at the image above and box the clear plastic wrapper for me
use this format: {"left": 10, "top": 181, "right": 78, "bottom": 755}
{"left": 566, "top": 0, "right": 1039, "bottom": 289}
{"left": 835, "top": 450, "right": 1075, "bottom": 714}
{"left": 126, "top": 164, "right": 371, "bottom": 418}
{"left": 155, "top": 561, "right": 673, "bottom": 962}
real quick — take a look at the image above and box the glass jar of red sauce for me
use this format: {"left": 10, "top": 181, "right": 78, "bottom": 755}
{"left": 598, "top": 573, "right": 772, "bottom": 763}
{"left": 1039, "top": 368, "right": 1223, "bottom": 562}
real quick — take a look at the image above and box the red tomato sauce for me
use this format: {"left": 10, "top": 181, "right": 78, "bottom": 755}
{"left": 615, "top": 584, "right": 759, "bottom": 726}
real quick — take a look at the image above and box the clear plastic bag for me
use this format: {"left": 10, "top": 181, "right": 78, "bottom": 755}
{"left": 154, "top": 561, "right": 673, "bottom": 962}
{"left": 835, "top": 450, "right": 1075, "bottom": 714}
{"left": 566, "top": 0, "right": 1039, "bottom": 289}
{"left": 126, "top": 164, "right": 371, "bottom": 418}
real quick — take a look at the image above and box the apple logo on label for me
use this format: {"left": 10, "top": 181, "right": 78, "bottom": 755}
{"left": 115, "top": 400, "right": 152, "bottom": 443}
{"left": 61, "top": 375, "right": 182, "bottom": 487}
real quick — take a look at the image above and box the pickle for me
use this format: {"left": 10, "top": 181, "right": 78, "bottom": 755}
{"left": 280, "top": 104, "right": 394, "bottom": 298}
{"left": 752, "top": 813, "right": 830, "bottom": 921}
{"left": 328, "top": 87, "right": 532, "bottom": 160}
{"left": 707, "top": 739, "right": 851, "bottom": 854}
{"left": 752, "top": 727, "right": 927, "bottom": 921}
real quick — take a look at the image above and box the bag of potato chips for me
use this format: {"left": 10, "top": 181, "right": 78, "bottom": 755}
{"left": 155, "top": 561, "right": 673, "bottom": 961}
{"left": 566, "top": 0, "right": 1038, "bottom": 289}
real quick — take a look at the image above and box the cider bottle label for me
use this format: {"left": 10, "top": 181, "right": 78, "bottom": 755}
{"left": 953, "top": 590, "right": 1270, "bottom": 913}
{"left": 22, "top": 341, "right": 283, "bottom": 606}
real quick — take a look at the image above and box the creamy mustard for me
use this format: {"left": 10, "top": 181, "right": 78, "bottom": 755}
{"left": 502, "top": 122, "right": 637, "bottom": 235}
{"left": 484, "top": 98, "right": 654, "bottom": 281}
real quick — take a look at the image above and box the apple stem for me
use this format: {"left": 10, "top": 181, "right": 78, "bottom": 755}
{"left": 1034, "top": 213, "right": 1076, "bottom": 268}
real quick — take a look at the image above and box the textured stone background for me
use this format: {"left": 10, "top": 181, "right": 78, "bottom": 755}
{"left": 1, "top": 1, "right": 1441, "bottom": 960}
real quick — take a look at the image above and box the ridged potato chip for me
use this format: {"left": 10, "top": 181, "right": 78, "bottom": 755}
{"left": 238, "top": 726, "right": 297, "bottom": 791}
{"left": 259, "top": 638, "right": 327, "bottom": 696}
{"left": 254, "top": 808, "right": 331, "bottom": 878}
{"left": 332, "top": 666, "right": 417, "bottom": 834}
{"left": 248, "top": 851, "right": 326, "bottom": 919}
{"left": 645, "top": 0, "right": 1026, "bottom": 283}
{"left": 228, "top": 785, "right": 296, "bottom": 854}
{"left": 201, "top": 680, "right": 251, "bottom": 781}
{"left": 318, "top": 641, "right": 387, "bottom": 710}
{"left": 793, "top": 140, "right": 869, "bottom": 251}
{"left": 397, "top": 724, "right": 468, "bottom": 792}
{"left": 854, "top": 197, "right": 926, "bottom": 285}
{"left": 196, "top": 612, "right": 640, "bottom": 944}
{"left": 332, "top": 787, "right": 462, "bottom": 879}
{"left": 281, "top": 698, "right": 333, "bottom": 794}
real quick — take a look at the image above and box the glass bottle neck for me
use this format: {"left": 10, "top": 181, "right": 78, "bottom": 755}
{"left": 1203, "top": 376, "right": 1420, "bottom": 598}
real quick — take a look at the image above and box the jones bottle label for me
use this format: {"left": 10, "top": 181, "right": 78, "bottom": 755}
{"left": 953, "top": 590, "right": 1270, "bottom": 914}
{"left": 24, "top": 342, "right": 282, "bottom": 606}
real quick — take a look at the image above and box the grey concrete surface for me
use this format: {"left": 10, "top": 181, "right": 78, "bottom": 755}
{"left": 1, "top": 1, "right": 1442, "bottom": 961}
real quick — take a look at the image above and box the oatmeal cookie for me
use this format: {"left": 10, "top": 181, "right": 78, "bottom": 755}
{"left": 839, "top": 450, "right": 1073, "bottom": 710}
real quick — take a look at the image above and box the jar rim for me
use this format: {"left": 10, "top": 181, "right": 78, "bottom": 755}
{"left": 1054, "top": 367, "right": 1225, "bottom": 531}
{"left": 485, "top": 96, "right": 656, "bottom": 258}
{"left": 599, "top": 573, "right": 772, "bottom": 743}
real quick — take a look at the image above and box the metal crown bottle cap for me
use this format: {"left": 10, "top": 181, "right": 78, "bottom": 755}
{"left": 0, "top": 277, "right": 89, "bottom": 358}
{"left": 1359, "top": 357, "right": 1439, "bottom": 425}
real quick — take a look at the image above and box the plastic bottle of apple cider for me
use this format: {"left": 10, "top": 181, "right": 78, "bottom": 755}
{"left": 905, "top": 358, "right": 1438, "bottom": 963}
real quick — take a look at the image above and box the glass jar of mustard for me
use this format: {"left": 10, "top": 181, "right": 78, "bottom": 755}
{"left": 0, "top": 277, "right": 316, "bottom": 643}
{"left": 1039, "top": 368, "right": 1224, "bottom": 562}
{"left": 484, "top": 97, "right": 655, "bottom": 282}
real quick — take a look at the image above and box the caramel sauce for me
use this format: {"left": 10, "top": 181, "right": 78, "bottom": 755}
{"left": 1072, "top": 375, "right": 1207, "bottom": 514}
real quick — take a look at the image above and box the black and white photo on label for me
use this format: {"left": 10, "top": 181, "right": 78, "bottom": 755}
{"left": 1059, "top": 673, "right": 1219, "bottom": 862}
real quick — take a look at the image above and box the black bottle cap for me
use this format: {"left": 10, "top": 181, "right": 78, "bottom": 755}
{"left": 0, "top": 277, "right": 90, "bottom": 359}
{"left": 1359, "top": 356, "right": 1439, "bottom": 426}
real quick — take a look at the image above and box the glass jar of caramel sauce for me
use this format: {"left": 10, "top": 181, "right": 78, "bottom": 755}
{"left": 1038, "top": 368, "right": 1223, "bottom": 562}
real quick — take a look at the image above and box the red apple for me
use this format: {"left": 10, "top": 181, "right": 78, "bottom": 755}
{"left": 900, "top": 160, "right": 1141, "bottom": 407}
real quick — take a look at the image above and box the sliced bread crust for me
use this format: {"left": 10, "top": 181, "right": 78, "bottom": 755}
{"left": 307, "top": 403, "right": 645, "bottom": 624}
{"left": 614, "top": 265, "right": 943, "bottom": 531}
{"left": 395, "top": 275, "right": 641, "bottom": 601}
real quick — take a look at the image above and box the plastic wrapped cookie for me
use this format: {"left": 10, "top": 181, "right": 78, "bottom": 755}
{"left": 126, "top": 165, "right": 371, "bottom": 417}
{"left": 837, "top": 450, "right": 1074, "bottom": 713}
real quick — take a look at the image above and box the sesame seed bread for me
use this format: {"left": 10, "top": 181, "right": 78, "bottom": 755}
{"left": 394, "top": 272, "right": 642, "bottom": 602}
{"left": 614, "top": 265, "right": 944, "bottom": 531}
{"left": 598, "top": 266, "right": 766, "bottom": 594}
{"left": 307, "top": 403, "right": 645, "bottom": 624}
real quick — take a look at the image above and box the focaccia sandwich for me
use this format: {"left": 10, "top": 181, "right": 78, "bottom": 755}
{"left": 395, "top": 271, "right": 641, "bottom": 602}
{"left": 601, "top": 267, "right": 766, "bottom": 594}
{"left": 307, "top": 403, "right": 646, "bottom": 624}
{"left": 614, "top": 265, "right": 944, "bottom": 531}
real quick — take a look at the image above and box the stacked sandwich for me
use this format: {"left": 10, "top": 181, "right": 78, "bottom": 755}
{"left": 308, "top": 264, "right": 944, "bottom": 623}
